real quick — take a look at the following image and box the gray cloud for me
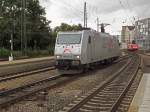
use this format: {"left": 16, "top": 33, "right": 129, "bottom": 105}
{"left": 40, "top": 0, "right": 150, "bottom": 34}
{"left": 41, "top": 0, "right": 150, "bottom": 19}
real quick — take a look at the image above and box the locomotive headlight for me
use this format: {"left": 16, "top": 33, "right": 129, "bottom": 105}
{"left": 76, "top": 55, "right": 80, "bottom": 59}
{"left": 56, "top": 55, "right": 60, "bottom": 59}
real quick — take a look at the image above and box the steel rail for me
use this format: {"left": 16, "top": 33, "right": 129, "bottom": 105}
{"left": 0, "top": 66, "right": 55, "bottom": 82}
{"left": 0, "top": 73, "right": 63, "bottom": 108}
{"left": 60, "top": 55, "right": 140, "bottom": 112}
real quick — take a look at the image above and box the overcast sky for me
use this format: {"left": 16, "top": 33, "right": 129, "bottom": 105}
{"left": 40, "top": 0, "right": 150, "bottom": 35}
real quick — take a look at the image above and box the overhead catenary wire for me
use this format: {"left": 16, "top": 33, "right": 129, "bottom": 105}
{"left": 52, "top": 1, "right": 83, "bottom": 23}
{"left": 60, "top": 1, "right": 87, "bottom": 27}
{"left": 125, "top": 0, "right": 131, "bottom": 11}
{"left": 118, "top": 0, "right": 134, "bottom": 25}
{"left": 125, "top": 0, "right": 138, "bottom": 24}
{"left": 62, "top": 0, "right": 84, "bottom": 15}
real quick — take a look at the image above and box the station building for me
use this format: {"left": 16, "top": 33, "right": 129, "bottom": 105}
{"left": 121, "top": 26, "right": 135, "bottom": 44}
{"left": 135, "top": 18, "right": 150, "bottom": 50}
{"left": 121, "top": 26, "right": 135, "bottom": 49}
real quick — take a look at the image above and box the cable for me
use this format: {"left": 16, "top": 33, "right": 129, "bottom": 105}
{"left": 126, "top": 0, "right": 131, "bottom": 10}
{"left": 52, "top": 1, "right": 83, "bottom": 21}
{"left": 59, "top": 1, "right": 83, "bottom": 15}
{"left": 125, "top": 0, "right": 136, "bottom": 24}
{"left": 118, "top": 0, "right": 134, "bottom": 25}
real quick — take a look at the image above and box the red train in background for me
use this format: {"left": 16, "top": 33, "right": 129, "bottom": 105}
{"left": 127, "top": 43, "right": 139, "bottom": 51}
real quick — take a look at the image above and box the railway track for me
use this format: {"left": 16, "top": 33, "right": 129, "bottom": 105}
{"left": 0, "top": 72, "right": 63, "bottom": 109}
{"left": 60, "top": 54, "right": 140, "bottom": 112}
{"left": 114, "top": 55, "right": 131, "bottom": 63}
{"left": 0, "top": 61, "right": 57, "bottom": 108}
{"left": 0, "top": 58, "right": 54, "bottom": 78}
{"left": 0, "top": 54, "right": 129, "bottom": 83}
{"left": 0, "top": 55, "right": 131, "bottom": 110}
{"left": 0, "top": 54, "right": 128, "bottom": 78}
{"left": 0, "top": 66, "right": 55, "bottom": 82}
{"left": 0, "top": 65, "right": 85, "bottom": 109}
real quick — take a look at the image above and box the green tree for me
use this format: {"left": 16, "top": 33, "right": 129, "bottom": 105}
{"left": 53, "top": 23, "right": 83, "bottom": 38}
{"left": 0, "top": 0, "right": 52, "bottom": 51}
{"left": 26, "top": 0, "right": 51, "bottom": 50}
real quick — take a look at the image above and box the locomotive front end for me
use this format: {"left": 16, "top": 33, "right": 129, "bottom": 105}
{"left": 54, "top": 32, "right": 82, "bottom": 71}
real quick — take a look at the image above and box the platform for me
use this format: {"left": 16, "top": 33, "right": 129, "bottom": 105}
{"left": 0, "top": 56, "right": 54, "bottom": 67}
{"left": 128, "top": 73, "right": 150, "bottom": 112}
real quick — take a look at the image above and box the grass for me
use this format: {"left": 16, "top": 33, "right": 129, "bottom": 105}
{"left": 0, "top": 47, "right": 54, "bottom": 59}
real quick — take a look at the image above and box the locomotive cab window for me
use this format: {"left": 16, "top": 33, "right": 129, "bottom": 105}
{"left": 88, "top": 36, "right": 91, "bottom": 44}
{"left": 57, "top": 34, "right": 82, "bottom": 44}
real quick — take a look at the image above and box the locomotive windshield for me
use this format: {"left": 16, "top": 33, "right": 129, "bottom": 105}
{"left": 57, "top": 34, "right": 82, "bottom": 44}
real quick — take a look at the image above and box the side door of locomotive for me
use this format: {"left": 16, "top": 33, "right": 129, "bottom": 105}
{"left": 87, "top": 35, "right": 93, "bottom": 63}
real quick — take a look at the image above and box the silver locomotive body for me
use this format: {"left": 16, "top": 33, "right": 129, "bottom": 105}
{"left": 54, "top": 30, "right": 120, "bottom": 74}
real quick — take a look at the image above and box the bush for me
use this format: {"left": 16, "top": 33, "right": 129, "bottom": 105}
{"left": 47, "top": 46, "right": 54, "bottom": 55}
{"left": 0, "top": 48, "right": 10, "bottom": 58}
{"left": 25, "top": 49, "right": 52, "bottom": 58}
{"left": 0, "top": 47, "right": 54, "bottom": 59}
{"left": 13, "top": 51, "right": 23, "bottom": 57}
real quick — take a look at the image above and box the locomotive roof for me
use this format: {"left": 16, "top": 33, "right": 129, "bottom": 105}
{"left": 58, "top": 30, "right": 113, "bottom": 38}
{"left": 58, "top": 31, "right": 83, "bottom": 34}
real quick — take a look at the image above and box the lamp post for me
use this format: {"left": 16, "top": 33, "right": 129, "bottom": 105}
{"left": 9, "top": 34, "right": 13, "bottom": 61}
{"left": 9, "top": 20, "right": 16, "bottom": 61}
